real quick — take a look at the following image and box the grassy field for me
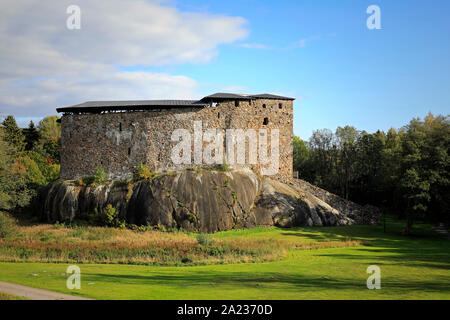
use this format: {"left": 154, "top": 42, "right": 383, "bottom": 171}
{"left": 0, "top": 292, "right": 26, "bottom": 300}
{"left": 0, "top": 216, "right": 449, "bottom": 299}
{"left": 0, "top": 219, "right": 359, "bottom": 266}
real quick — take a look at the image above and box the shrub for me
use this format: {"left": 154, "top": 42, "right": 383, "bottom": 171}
{"left": 206, "top": 162, "right": 230, "bottom": 172}
{"left": 181, "top": 257, "right": 193, "bottom": 264}
{"left": 74, "top": 167, "right": 107, "bottom": 187}
{"left": 112, "top": 179, "right": 131, "bottom": 188}
{"left": 133, "top": 163, "right": 156, "bottom": 181}
{"left": 0, "top": 211, "right": 18, "bottom": 239}
{"left": 101, "top": 204, "right": 125, "bottom": 228}
{"left": 129, "top": 224, "right": 155, "bottom": 232}
{"left": 196, "top": 233, "right": 213, "bottom": 246}
{"left": 81, "top": 176, "right": 95, "bottom": 186}
{"left": 94, "top": 166, "right": 107, "bottom": 185}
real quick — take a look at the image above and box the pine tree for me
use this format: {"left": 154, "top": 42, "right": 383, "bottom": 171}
{"left": 23, "top": 120, "right": 40, "bottom": 151}
{"left": 1, "top": 115, "right": 25, "bottom": 151}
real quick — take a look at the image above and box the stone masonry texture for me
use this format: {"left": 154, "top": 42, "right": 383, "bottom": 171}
{"left": 60, "top": 98, "right": 294, "bottom": 182}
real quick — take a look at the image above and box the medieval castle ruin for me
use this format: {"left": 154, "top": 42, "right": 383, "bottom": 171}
{"left": 57, "top": 93, "right": 295, "bottom": 181}
{"left": 43, "top": 93, "right": 380, "bottom": 231}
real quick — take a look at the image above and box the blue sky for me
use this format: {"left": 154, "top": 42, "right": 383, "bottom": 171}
{"left": 169, "top": 0, "right": 450, "bottom": 139}
{"left": 1, "top": 0, "right": 449, "bottom": 139}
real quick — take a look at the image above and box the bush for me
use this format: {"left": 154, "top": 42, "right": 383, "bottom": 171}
{"left": 94, "top": 166, "right": 107, "bottom": 185}
{"left": 128, "top": 224, "right": 155, "bottom": 232}
{"left": 101, "top": 204, "right": 125, "bottom": 228}
{"left": 0, "top": 211, "right": 18, "bottom": 239}
{"left": 196, "top": 233, "right": 213, "bottom": 246}
{"left": 76, "top": 176, "right": 95, "bottom": 186}
{"left": 207, "top": 162, "right": 230, "bottom": 172}
{"left": 133, "top": 163, "right": 156, "bottom": 181}
{"left": 74, "top": 167, "right": 107, "bottom": 187}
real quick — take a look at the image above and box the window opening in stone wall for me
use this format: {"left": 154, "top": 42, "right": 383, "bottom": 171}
{"left": 128, "top": 147, "right": 131, "bottom": 156}
{"left": 218, "top": 112, "right": 220, "bottom": 119}
{"left": 235, "top": 101, "right": 239, "bottom": 107}
{"left": 119, "top": 122, "right": 122, "bottom": 132}
{"left": 263, "top": 104, "right": 266, "bottom": 108}
{"left": 263, "top": 117, "right": 269, "bottom": 125}
{"left": 279, "top": 103, "right": 283, "bottom": 109}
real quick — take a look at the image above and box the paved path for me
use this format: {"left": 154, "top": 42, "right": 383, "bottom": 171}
{"left": 0, "top": 281, "right": 93, "bottom": 300}
{"left": 433, "top": 223, "right": 450, "bottom": 240}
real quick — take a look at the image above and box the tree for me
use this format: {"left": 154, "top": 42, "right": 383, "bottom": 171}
{"left": 18, "top": 155, "right": 47, "bottom": 188}
{"left": 420, "top": 114, "right": 449, "bottom": 223}
{"left": 398, "top": 114, "right": 450, "bottom": 233}
{"left": 296, "top": 113, "right": 448, "bottom": 234}
{"left": 293, "top": 136, "right": 309, "bottom": 177}
{"left": 25, "top": 151, "right": 60, "bottom": 184}
{"left": 0, "top": 130, "right": 13, "bottom": 208}
{"left": 23, "top": 120, "right": 40, "bottom": 151}
{"left": 42, "top": 139, "right": 61, "bottom": 161}
{"left": 308, "top": 129, "right": 336, "bottom": 189}
{"left": 38, "top": 116, "right": 61, "bottom": 161}
{"left": 0, "top": 128, "right": 31, "bottom": 210}
{"left": 1, "top": 115, "right": 25, "bottom": 151}
{"left": 335, "top": 126, "right": 359, "bottom": 199}
{"left": 356, "top": 131, "right": 385, "bottom": 204}
{"left": 38, "top": 116, "right": 61, "bottom": 142}
{"left": 0, "top": 116, "right": 62, "bottom": 212}
{"left": 381, "top": 128, "right": 403, "bottom": 208}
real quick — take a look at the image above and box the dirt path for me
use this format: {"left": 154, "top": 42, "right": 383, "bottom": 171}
{"left": 0, "top": 281, "right": 93, "bottom": 300}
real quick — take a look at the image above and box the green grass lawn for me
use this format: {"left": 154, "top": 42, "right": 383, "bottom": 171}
{"left": 0, "top": 216, "right": 449, "bottom": 300}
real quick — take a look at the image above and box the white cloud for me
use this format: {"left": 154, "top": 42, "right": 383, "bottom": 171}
{"left": 239, "top": 43, "right": 272, "bottom": 50}
{"left": 297, "top": 39, "right": 307, "bottom": 48}
{"left": 238, "top": 34, "right": 324, "bottom": 51}
{"left": 293, "top": 35, "right": 321, "bottom": 48}
{"left": 0, "top": 0, "right": 248, "bottom": 117}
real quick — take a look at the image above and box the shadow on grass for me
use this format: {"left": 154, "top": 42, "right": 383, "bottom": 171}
{"left": 279, "top": 216, "right": 450, "bottom": 271}
{"left": 84, "top": 270, "right": 450, "bottom": 294}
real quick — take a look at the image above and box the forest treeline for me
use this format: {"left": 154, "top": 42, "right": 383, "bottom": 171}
{"left": 294, "top": 113, "right": 449, "bottom": 233}
{"left": 0, "top": 115, "right": 61, "bottom": 211}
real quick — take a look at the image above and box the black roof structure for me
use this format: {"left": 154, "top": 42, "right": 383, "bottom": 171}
{"left": 248, "top": 93, "right": 295, "bottom": 100}
{"left": 200, "top": 93, "right": 253, "bottom": 101}
{"left": 56, "top": 100, "right": 208, "bottom": 114}
{"left": 56, "top": 93, "right": 295, "bottom": 114}
{"left": 200, "top": 93, "right": 295, "bottom": 102}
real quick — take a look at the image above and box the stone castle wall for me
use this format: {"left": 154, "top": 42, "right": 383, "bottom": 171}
{"left": 60, "top": 98, "right": 293, "bottom": 181}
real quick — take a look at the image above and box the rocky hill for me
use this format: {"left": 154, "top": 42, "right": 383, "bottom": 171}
{"left": 33, "top": 168, "right": 379, "bottom": 233}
